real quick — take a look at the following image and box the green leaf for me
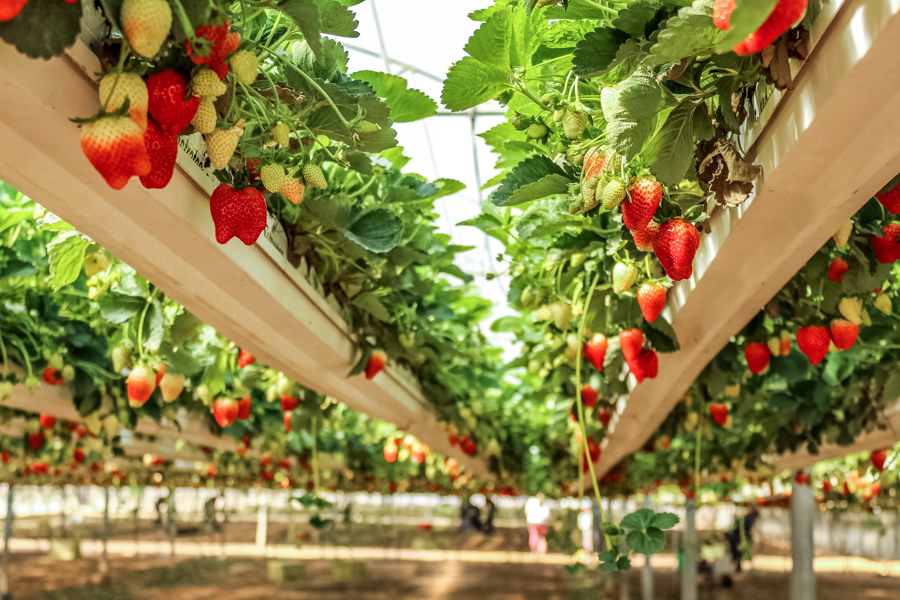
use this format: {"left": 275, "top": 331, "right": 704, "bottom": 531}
{"left": 616, "top": 556, "right": 633, "bottom": 570}
{"left": 572, "top": 27, "right": 629, "bottom": 78}
{"left": 170, "top": 0, "right": 211, "bottom": 42}
{"left": 490, "top": 156, "right": 570, "bottom": 207}
{"left": 158, "top": 341, "right": 202, "bottom": 377}
{"left": 646, "top": 1, "right": 724, "bottom": 65}
{"left": 621, "top": 508, "right": 654, "bottom": 530}
{"left": 613, "top": 2, "right": 661, "bottom": 38}
{"left": 293, "top": 38, "right": 349, "bottom": 80}
{"left": 170, "top": 311, "right": 204, "bottom": 346}
{"left": 97, "top": 294, "right": 144, "bottom": 325}
{"left": 599, "top": 39, "right": 648, "bottom": 85}
{"left": 275, "top": 0, "right": 323, "bottom": 60}
{"left": 716, "top": 0, "right": 780, "bottom": 52}
{"left": 351, "top": 71, "right": 438, "bottom": 123}
{"left": 643, "top": 316, "right": 680, "bottom": 353}
{"left": 47, "top": 231, "right": 88, "bottom": 291}
{"left": 340, "top": 209, "right": 403, "bottom": 253}
{"left": 142, "top": 301, "right": 165, "bottom": 353}
{"left": 626, "top": 528, "right": 666, "bottom": 554}
{"left": 604, "top": 70, "right": 662, "bottom": 160}
{"left": 645, "top": 99, "right": 703, "bottom": 186}
{"left": 442, "top": 57, "right": 512, "bottom": 112}
{"left": 351, "top": 292, "right": 391, "bottom": 322}
{"left": 314, "top": 0, "right": 359, "bottom": 37}
{"left": 0, "top": 0, "right": 81, "bottom": 59}
{"left": 649, "top": 512, "right": 680, "bottom": 529}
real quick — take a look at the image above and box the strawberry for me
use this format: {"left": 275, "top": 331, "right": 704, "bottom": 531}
{"left": 871, "top": 223, "right": 900, "bottom": 263}
{"left": 185, "top": 22, "right": 238, "bottom": 68}
{"left": 0, "top": 0, "right": 28, "bottom": 21}
{"left": 822, "top": 480, "right": 832, "bottom": 493}
{"left": 192, "top": 68, "right": 227, "bottom": 98}
{"left": 636, "top": 348, "right": 658, "bottom": 380}
{"left": 384, "top": 441, "right": 398, "bottom": 463}
{"left": 280, "top": 396, "right": 300, "bottom": 411}
{"left": 147, "top": 70, "right": 200, "bottom": 136}
{"left": 829, "top": 319, "right": 858, "bottom": 351}
{"left": 828, "top": 257, "right": 848, "bottom": 282}
{"left": 797, "top": 326, "right": 830, "bottom": 365}
{"left": 871, "top": 449, "right": 887, "bottom": 472}
{"left": 601, "top": 178, "right": 626, "bottom": 210}
{"left": 191, "top": 97, "right": 217, "bottom": 134}
{"left": 212, "top": 398, "right": 239, "bottom": 427}
{"left": 745, "top": 342, "right": 770, "bottom": 374}
{"left": 584, "top": 334, "right": 608, "bottom": 372}
{"left": 654, "top": 218, "right": 700, "bottom": 281}
{"left": 302, "top": 164, "right": 328, "bottom": 189}
{"left": 735, "top": 0, "right": 809, "bottom": 56}
{"left": 260, "top": 455, "right": 272, "bottom": 467}
{"left": 875, "top": 293, "right": 892, "bottom": 315}
{"left": 209, "top": 183, "right": 267, "bottom": 246}
{"left": 159, "top": 372, "right": 184, "bottom": 402}
{"left": 583, "top": 147, "right": 608, "bottom": 180}
{"left": 39, "top": 414, "right": 56, "bottom": 429}
{"left": 280, "top": 178, "right": 305, "bottom": 204}
{"left": 237, "top": 349, "right": 256, "bottom": 368}
{"left": 580, "top": 385, "right": 599, "bottom": 408}
{"left": 237, "top": 396, "right": 251, "bottom": 420}
{"left": 598, "top": 410, "right": 611, "bottom": 427}
{"left": 461, "top": 438, "right": 478, "bottom": 457}
{"left": 632, "top": 221, "right": 660, "bottom": 252}
{"left": 121, "top": 0, "right": 172, "bottom": 58}
{"left": 112, "top": 344, "right": 132, "bottom": 373}
{"left": 80, "top": 115, "right": 151, "bottom": 190}
{"left": 28, "top": 432, "right": 44, "bottom": 450}
{"left": 713, "top": 0, "right": 736, "bottom": 30}
{"left": 612, "top": 261, "right": 637, "bottom": 294}
{"left": 619, "top": 329, "right": 643, "bottom": 363}
{"left": 127, "top": 364, "right": 157, "bottom": 407}
{"left": 206, "top": 121, "right": 245, "bottom": 170}
{"left": 271, "top": 122, "right": 290, "bottom": 148}
{"left": 246, "top": 158, "right": 262, "bottom": 182}
{"left": 99, "top": 72, "right": 148, "bottom": 132}
{"left": 794, "top": 471, "right": 809, "bottom": 486}
{"left": 562, "top": 106, "right": 588, "bottom": 139}
{"left": 139, "top": 119, "right": 178, "bottom": 189}
{"left": 231, "top": 50, "right": 259, "bottom": 85}
{"left": 261, "top": 164, "right": 286, "bottom": 193}
{"left": 42, "top": 365, "right": 63, "bottom": 385}
{"left": 623, "top": 176, "right": 662, "bottom": 231}
{"left": 709, "top": 403, "right": 728, "bottom": 426}
{"left": 366, "top": 349, "right": 387, "bottom": 380}
{"left": 153, "top": 361, "right": 166, "bottom": 386}
{"left": 833, "top": 220, "right": 852, "bottom": 247}
{"left": 637, "top": 283, "right": 666, "bottom": 322}
{"left": 839, "top": 298, "right": 863, "bottom": 325}
{"left": 73, "top": 448, "right": 85, "bottom": 464}
{"left": 877, "top": 184, "right": 900, "bottom": 215}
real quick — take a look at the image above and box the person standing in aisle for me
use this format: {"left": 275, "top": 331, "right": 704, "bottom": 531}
{"left": 525, "top": 493, "right": 550, "bottom": 553}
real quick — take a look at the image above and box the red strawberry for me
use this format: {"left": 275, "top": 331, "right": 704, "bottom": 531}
{"left": 780, "top": 332, "right": 792, "bottom": 356}
{"left": 237, "top": 396, "right": 251, "bottom": 420}
{"left": 28, "top": 432, "right": 44, "bottom": 450}
{"left": 828, "top": 258, "right": 848, "bottom": 282}
{"left": 709, "top": 403, "right": 728, "bottom": 425}
{"left": 654, "top": 218, "right": 700, "bottom": 281}
{"left": 877, "top": 184, "right": 900, "bottom": 215}
{"left": 871, "top": 223, "right": 900, "bottom": 263}
{"left": 584, "top": 334, "right": 608, "bottom": 371}
{"left": 80, "top": 115, "right": 151, "bottom": 190}
{"left": 246, "top": 158, "right": 262, "bottom": 182}
{"left": 622, "top": 176, "right": 662, "bottom": 231}
{"left": 260, "top": 455, "right": 271, "bottom": 467}
{"left": 598, "top": 410, "right": 611, "bottom": 426}
{"left": 461, "top": 438, "right": 478, "bottom": 456}
{"left": 140, "top": 118, "right": 178, "bottom": 189}
{"left": 735, "top": 0, "right": 809, "bottom": 55}
{"left": 829, "top": 319, "right": 858, "bottom": 351}
{"left": 39, "top": 414, "right": 56, "bottom": 429}
{"left": 146, "top": 70, "right": 200, "bottom": 136}
{"left": 583, "top": 147, "right": 608, "bottom": 180}
{"left": 280, "top": 396, "right": 300, "bottom": 411}
{"left": 383, "top": 442, "right": 398, "bottom": 463}
{"left": 210, "top": 184, "right": 268, "bottom": 246}
{"left": 237, "top": 349, "right": 256, "bottom": 368}
{"left": 794, "top": 471, "right": 809, "bottom": 486}
{"left": 127, "top": 364, "right": 157, "bottom": 407}
{"left": 872, "top": 449, "right": 888, "bottom": 472}
{"left": 713, "top": 0, "right": 736, "bottom": 30}
{"left": 822, "top": 480, "right": 832, "bottom": 493}
{"left": 0, "top": 0, "right": 29, "bottom": 21}
{"left": 185, "top": 22, "right": 238, "bottom": 67}
{"left": 745, "top": 343, "right": 770, "bottom": 374}
{"left": 73, "top": 448, "right": 85, "bottom": 464}
{"left": 636, "top": 348, "right": 658, "bottom": 380}
{"left": 632, "top": 221, "right": 660, "bottom": 252}
{"left": 797, "top": 326, "right": 830, "bottom": 365}
{"left": 637, "top": 283, "right": 666, "bottom": 322}
{"left": 42, "top": 365, "right": 63, "bottom": 386}
{"left": 619, "top": 329, "right": 644, "bottom": 363}
{"left": 0, "top": 451, "right": 9, "bottom": 463}
{"left": 212, "top": 398, "right": 238, "bottom": 427}
{"left": 366, "top": 350, "right": 387, "bottom": 380}
{"left": 580, "top": 385, "right": 598, "bottom": 408}
{"left": 261, "top": 470, "right": 274, "bottom": 481}
{"left": 153, "top": 362, "right": 165, "bottom": 386}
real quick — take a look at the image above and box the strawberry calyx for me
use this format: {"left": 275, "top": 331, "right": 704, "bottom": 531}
{"left": 70, "top": 98, "right": 134, "bottom": 126}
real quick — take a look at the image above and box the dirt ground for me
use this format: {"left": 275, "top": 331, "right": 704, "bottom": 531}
{"left": 8, "top": 552, "right": 900, "bottom": 600}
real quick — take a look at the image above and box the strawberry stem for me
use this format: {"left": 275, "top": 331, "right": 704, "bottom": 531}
{"left": 11, "top": 338, "right": 33, "bottom": 377}
{"left": 0, "top": 332, "right": 8, "bottom": 376}
{"left": 170, "top": 0, "right": 197, "bottom": 41}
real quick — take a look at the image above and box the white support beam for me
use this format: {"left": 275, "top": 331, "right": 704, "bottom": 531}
{"left": 0, "top": 38, "right": 486, "bottom": 476}
{"left": 791, "top": 478, "right": 816, "bottom": 600}
{"left": 594, "top": 0, "right": 900, "bottom": 479}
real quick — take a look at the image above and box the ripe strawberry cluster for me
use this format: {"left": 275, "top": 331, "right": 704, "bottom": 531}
{"left": 713, "top": 0, "right": 809, "bottom": 55}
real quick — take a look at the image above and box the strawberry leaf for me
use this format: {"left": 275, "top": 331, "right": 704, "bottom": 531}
{"left": 0, "top": 0, "right": 81, "bottom": 59}
{"left": 572, "top": 26, "right": 629, "bottom": 78}
{"left": 352, "top": 70, "right": 438, "bottom": 123}
{"left": 340, "top": 209, "right": 403, "bottom": 253}
{"left": 604, "top": 70, "right": 662, "bottom": 160}
{"left": 275, "top": 0, "right": 324, "bottom": 60}
{"left": 47, "top": 231, "right": 89, "bottom": 291}
{"left": 314, "top": 0, "right": 359, "bottom": 37}
{"left": 645, "top": 1, "right": 724, "bottom": 66}
{"left": 490, "top": 156, "right": 571, "bottom": 207}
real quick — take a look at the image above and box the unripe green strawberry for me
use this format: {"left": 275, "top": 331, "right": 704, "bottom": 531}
{"left": 600, "top": 87, "right": 617, "bottom": 121}
{"left": 570, "top": 252, "right": 587, "bottom": 268}
{"left": 839, "top": 297, "right": 863, "bottom": 325}
{"left": 833, "top": 220, "right": 852, "bottom": 247}
{"left": 261, "top": 164, "right": 285, "bottom": 193}
{"left": 84, "top": 251, "right": 111, "bottom": 277}
{"left": 356, "top": 120, "right": 381, "bottom": 135}
{"left": 230, "top": 50, "right": 259, "bottom": 84}
{"left": 568, "top": 193, "right": 584, "bottom": 215}
{"left": 601, "top": 178, "right": 627, "bottom": 210}
{"left": 191, "top": 97, "right": 217, "bottom": 133}
{"left": 62, "top": 365, "right": 75, "bottom": 380}
{"left": 527, "top": 123, "right": 548, "bottom": 138}
{"left": 562, "top": 106, "right": 588, "bottom": 139}
{"left": 552, "top": 109, "right": 564, "bottom": 123}
{"left": 589, "top": 175, "right": 609, "bottom": 212}
{"left": 99, "top": 72, "right": 149, "bottom": 131}
{"left": 875, "top": 293, "right": 892, "bottom": 315}
{"left": 582, "top": 176, "right": 599, "bottom": 209}
{"left": 121, "top": 0, "right": 172, "bottom": 58}
{"left": 549, "top": 300, "right": 573, "bottom": 331}
{"left": 302, "top": 164, "right": 327, "bottom": 189}
{"left": 612, "top": 262, "right": 637, "bottom": 294}
{"left": 112, "top": 344, "right": 132, "bottom": 373}
{"left": 271, "top": 122, "right": 290, "bottom": 148}
{"left": 205, "top": 120, "right": 244, "bottom": 170}
{"left": 193, "top": 68, "right": 227, "bottom": 97}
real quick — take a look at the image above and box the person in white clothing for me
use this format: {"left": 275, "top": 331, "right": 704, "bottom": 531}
{"left": 525, "top": 493, "right": 550, "bottom": 553}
